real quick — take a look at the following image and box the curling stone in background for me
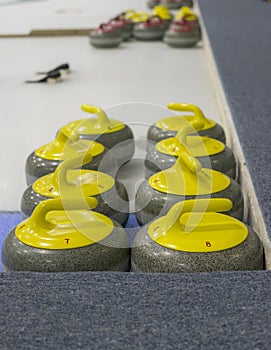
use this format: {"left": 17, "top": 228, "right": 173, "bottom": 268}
{"left": 2, "top": 198, "right": 130, "bottom": 272}
{"left": 147, "top": 103, "right": 226, "bottom": 146}
{"left": 25, "top": 128, "right": 117, "bottom": 186}
{"left": 160, "top": 0, "right": 194, "bottom": 9}
{"left": 61, "top": 104, "right": 134, "bottom": 166}
{"left": 132, "top": 198, "right": 263, "bottom": 273}
{"left": 108, "top": 14, "right": 134, "bottom": 41}
{"left": 135, "top": 148, "right": 244, "bottom": 225}
{"left": 21, "top": 151, "right": 129, "bottom": 225}
{"left": 89, "top": 23, "right": 123, "bottom": 48}
{"left": 164, "top": 6, "right": 201, "bottom": 47}
{"left": 145, "top": 124, "right": 237, "bottom": 179}
{"left": 133, "top": 16, "right": 169, "bottom": 41}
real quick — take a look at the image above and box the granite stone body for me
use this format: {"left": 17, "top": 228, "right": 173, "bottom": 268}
{"left": 21, "top": 181, "right": 129, "bottom": 226}
{"left": 163, "top": 30, "right": 200, "bottom": 47}
{"left": 135, "top": 179, "right": 244, "bottom": 225}
{"left": 25, "top": 148, "right": 117, "bottom": 186}
{"left": 89, "top": 32, "right": 122, "bottom": 48}
{"left": 147, "top": 123, "right": 226, "bottom": 145}
{"left": 131, "top": 224, "right": 263, "bottom": 273}
{"left": 2, "top": 222, "right": 130, "bottom": 272}
{"left": 133, "top": 24, "right": 167, "bottom": 41}
{"left": 145, "top": 146, "right": 237, "bottom": 179}
{"left": 114, "top": 24, "right": 134, "bottom": 41}
{"left": 78, "top": 125, "right": 135, "bottom": 166}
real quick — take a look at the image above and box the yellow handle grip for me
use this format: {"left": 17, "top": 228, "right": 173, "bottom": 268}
{"left": 180, "top": 213, "right": 241, "bottom": 232}
{"left": 159, "top": 198, "right": 233, "bottom": 233}
{"left": 56, "top": 127, "right": 79, "bottom": 145}
{"left": 125, "top": 11, "right": 149, "bottom": 22}
{"left": 53, "top": 149, "right": 93, "bottom": 189}
{"left": 81, "top": 104, "right": 112, "bottom": 131}
{"left": 176, "top": 7, "right": 197, "bottom": 21}
{"left": 175, "top": 124, "right": 204, "bottom": 148}
{"left": 167, "top": 103, "right": 206, "bottom": 131}
{"left": 28, "top": 197, "right": 98, "bottom": 231}
{"left": 174, "top": 151, "right": 202, "bottom": 174}
{"left": 152, "top": 6, "right": 171, "bottom": 20}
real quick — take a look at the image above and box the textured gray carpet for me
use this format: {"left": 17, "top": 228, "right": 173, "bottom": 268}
{"left": 1, "top": 271, "right": 271, "bottom": 349}
{"left": 198, "top": 0, "right": 271, "bottom": 238}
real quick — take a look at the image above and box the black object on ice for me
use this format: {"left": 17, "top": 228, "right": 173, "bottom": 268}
{"left": 36, "top": 63, "right": 70, "bottom": 75}
{"left": 25, "top": 71, "right": 62, "bottom": 83}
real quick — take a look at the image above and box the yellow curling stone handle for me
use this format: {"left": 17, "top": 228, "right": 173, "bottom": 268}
{"left": 155, "top": 103, "right": 215, "bottom": 132}
{"left": 35, "top": 127, "right": 105, "bottom": 161}
{"left": 149, "top": 198, "right": 248, "bottom": 252}
{"left": 155, "top": 124, "right": 225, "bottom": 157}
{"left": 16, "top": 197, "right": 114, "bottom": 249}
{"left": 33, "top": 148, "right": 115, "bottom": 197}
{"left": 149, "top": 145, "right": 230, "bottom": 196}
{"left": 176, "top": 7, "right": 197, "bottom": 21}
{"left": 152, "top": 6, "right": 172, "bottom": 20}
{"left": 125, "top": 10, "right": 149, "bottom": 22}
{"left": 81, "top": 104, "right": 125, "bottom": 133}
{"left": 168, "top": 103, "right": 212, "bottom": 129}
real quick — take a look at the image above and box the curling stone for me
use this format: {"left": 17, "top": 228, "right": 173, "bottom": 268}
{"left": 89, "top": 23, "right": 123, "bottom": 48}
{"left": 109, "top": 15, "right": 134, "bottom": 40}
{"left": 132, "top": 198, "right": 263, "bottom": 273}
{"left": 133, "top": 16, "right": 169, "bottom": 40}
{"left": 25, "top": 128, "right": 117, "bottom": 186}
{"left": 164, "top": 7, "right": 201, "bottom": 47}
{"left": 136, "top": 149, "right": 244, "bottom": 225}
{"left": 60, "top": 104, "right": 134, "bottom": 166}
{"left": 21, "top": 151, "right": 129, "bottom": 226}
{"left": 147, "top": 103, "right": 226, "bottom": 146}
{"left": 2, "top": 197, "right": 130, "bottom": 272}
{"left": 160, "top": 0, "right": 194, "bottom": 9}
{"left": 145, "top": 124, "right": 236, "bottom": 179}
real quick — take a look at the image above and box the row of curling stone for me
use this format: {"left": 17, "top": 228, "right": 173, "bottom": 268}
{"left": 148, "top": 0, "right": 194, "bottom": 9}
{"left": 2, "top": 101, "right": 264, "bottom": 272}
{"left": 2, "top": 198, "right": 263, "bottom": 272}
{"left": 89, "top": 6, "right": 201, "bottom": 48}
{"left": 26, "top": 104, "right": 135, "bottom": 185}
{"left": 24, "top": 103, "right": 137, "bottom": 225}
{"left": 132, "top": 101, "right": 263, "bottom": 272}
{"left": 89, "top": 7, "right": 169, "bottom": 47}
{"left": 136, "top": 103, "right": 243, "bottom": 226}
{"left": 3, "top": 104, "right": 135, "bottom": 272}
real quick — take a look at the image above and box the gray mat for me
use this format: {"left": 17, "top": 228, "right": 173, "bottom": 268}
{"left": 0, "top": 271, "right": 271, "bottom": 349}
{"left": 198, "top": 0, "right": 271, "bottom": 238}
